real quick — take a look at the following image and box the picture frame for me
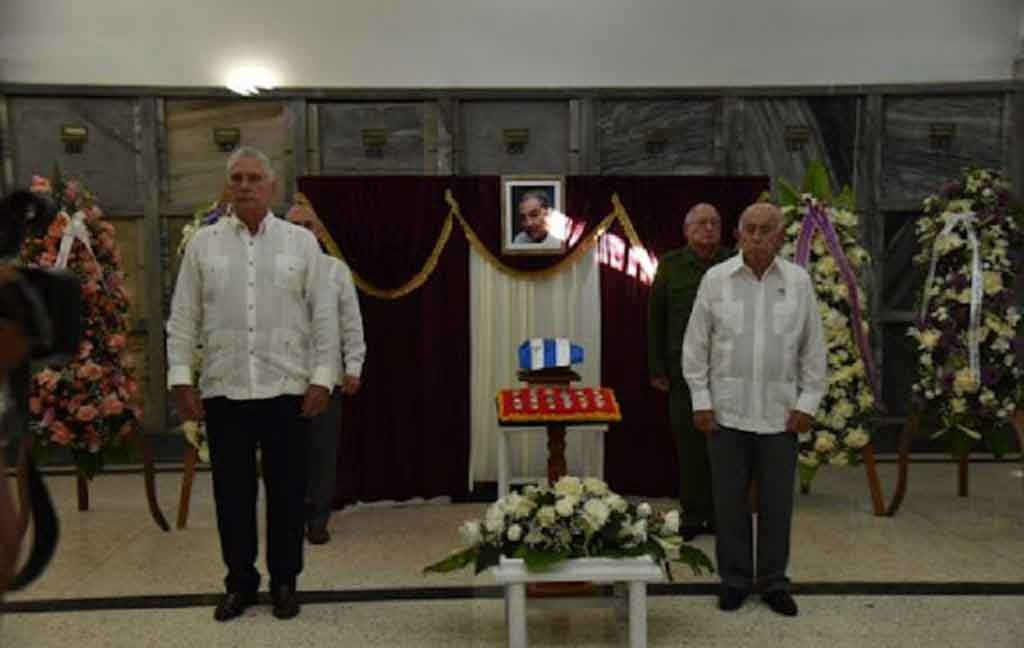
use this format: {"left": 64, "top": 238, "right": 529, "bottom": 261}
{"left": 501, "top": 175, "right": 567, "bottom": 256}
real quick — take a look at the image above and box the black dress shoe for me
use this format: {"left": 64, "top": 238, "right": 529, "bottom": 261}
{"left": 213, "top": 591, "right": 256, "bottom": 622}
{"left": 762, "top": 590, "right": 799, "bottom": 617}
{"left": 717, "top": 586, "right": 748, "bottom": 611}
{"left": 307, "top": 524, "right": 330, "bottom": 545}
{"left": 271, "top": 585, "right": 300, "bottom": 620}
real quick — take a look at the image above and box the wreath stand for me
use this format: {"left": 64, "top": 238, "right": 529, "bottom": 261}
{"left": 798, "top": 443, "right": 887, "bottom": 516}
{"left": 17, "top": 432, "right": 169, "bottom": 531}
{"left": 886, "top": 408, "right": 1024, "bottom": 516}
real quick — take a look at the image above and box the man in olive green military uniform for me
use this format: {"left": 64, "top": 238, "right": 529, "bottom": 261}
{"left": 648, "top": 203, "right": 728, "bottom": 540}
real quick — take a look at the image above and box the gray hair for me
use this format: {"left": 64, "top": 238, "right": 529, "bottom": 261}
{"left": 518, "top": 190, "right": 550, "bottom": 209}
{"left": 226, "top": 146, "right": 275, "bottom": 181}
{"left": 737, "top": 202, "right": 783, "bottom": 231}
{"left": 684, "top": 203, "right": 721, "bottom": 226}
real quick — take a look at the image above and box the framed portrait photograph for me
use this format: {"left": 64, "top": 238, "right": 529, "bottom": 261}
{"left": 501, "top": 175, "right": 567, "bottom": 256}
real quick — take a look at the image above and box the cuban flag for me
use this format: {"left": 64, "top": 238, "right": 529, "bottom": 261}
{"left": 518, "top": 338, "right": 584, "bottom": 370}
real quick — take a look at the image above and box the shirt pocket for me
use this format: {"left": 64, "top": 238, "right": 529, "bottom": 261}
{"left": 712, "top": 299, "right": 744, "bottom": 336}
{"left": 772, "top": 299, "right": 799, "bottom": 337}
{"left": 274, "top": 254, "right": 306, "bottom": 294}
{"left": 711, "top": 377, "right": 743, "bottom": 416}
{"left": 200, "top": 255, "right": 230, "bottom": 296}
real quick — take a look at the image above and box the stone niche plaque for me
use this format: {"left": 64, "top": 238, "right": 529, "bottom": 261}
{"left": 165, "top": 99, "right": 293, "bottom": 211}
{"left": 598, "top": 100, "right": 716, "bottom": 174}
{"left": 9, "top": 97, "right": 141, "bottom": 212}
{"left": 460, "top": 101, "right": 570, "bottom": 175}
{"left": 318, "top": 102, "right": 425, "bottom": 174}
{"left": 881, "top": 95, "right": 1004, "bottom": 202}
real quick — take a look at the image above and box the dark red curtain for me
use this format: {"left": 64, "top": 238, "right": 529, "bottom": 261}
{"left": 298, "top": 175, "right": 768, "bottom": 503}
{"left": 298, "top": 177, "right": 473, "bottom": 504}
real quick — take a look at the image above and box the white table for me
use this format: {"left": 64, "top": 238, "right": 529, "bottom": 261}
{"left": 491, "top": 556, "right": 666, "bottom": 648}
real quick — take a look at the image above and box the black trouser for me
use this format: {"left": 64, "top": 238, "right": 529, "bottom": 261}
{"left": 205, "top": 395, "right": 309, "bottom": 594}
{"left": 669, "top": 370, "right": 714, "bottom": 525}
{"left": 707, "top": 426, "right": 797, "bottom": 593}
{"left": 306, "top": 389, "right": 343, "bottom": 529}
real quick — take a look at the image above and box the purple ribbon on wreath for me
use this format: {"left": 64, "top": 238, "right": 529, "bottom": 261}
{"left": 794, "top": 202, "right": 882, "bottom": 402}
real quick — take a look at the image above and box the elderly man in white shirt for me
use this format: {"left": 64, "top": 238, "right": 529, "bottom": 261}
{"left": 167, "top": 147, "right": 339, "bottom": 622}
{"left": 285, "top": 205, "right": 366, "bottom": 546}
{"left": 682, "top": 202, "right": 826, "bottom": 618}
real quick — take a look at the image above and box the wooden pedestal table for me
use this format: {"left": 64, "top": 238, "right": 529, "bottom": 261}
{"left": 492, "top": 556, "right": 665, "bottom": 648}
{"left": 495, "top": 383, "right": 622, "bottom": 496}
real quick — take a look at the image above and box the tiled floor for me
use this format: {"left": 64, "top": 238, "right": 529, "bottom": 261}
{"left": 2, "top": 460, "right": 1023, "bottom": 647}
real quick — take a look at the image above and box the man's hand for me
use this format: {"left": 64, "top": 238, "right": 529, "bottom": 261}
{"left": 785, "top": 410, "right": 815, "bottom": 436}
{"left": 693, "top": 410, "right": 719, "bottom": 436}
{"left": 650, "top": 376, "right": 670, "bottom": 392}
{"left": 301, "top": 385, "right": 330, "bottom": 418}
{"left": 172, "top": 386, "right": 205, "bottom": 422}
{"left": 340, "top": 375, "right": 362, "bottom": 396}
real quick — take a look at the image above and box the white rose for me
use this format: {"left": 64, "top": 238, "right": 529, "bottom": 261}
{"left": 637, "top": 503, "right": 652, "bottom": 518}
{"left": 814, "top": 432, "right": 837, "bottom": 454}
{"left": 582, "top": 477, "right": 609, "bottom": 496}
{"left": 662, "top": 510, "right": 680, "bottom": 535}
{"left": 798, "top": 452, "right": 819, "bottom": 468}
{"left": 951, "top": 398, "right": 967, "bottom": 414}
{"left": 555, "top": 496, "right": 577, "bottom": 518}
{"left": 830, "top": 452, "right": 850, "bottom": 466}
{"left": 979, "top": 390, "right": 996, "bottom": 406}
{"left": 536, "top": 506, "right": 557, "bottom": 528}
{"left": 857, "top": 390, "right": 875, "bottom": 409}
{"left": 953, "top": 369, "right": 979, "bottom": 395}
{"left": 845, "top": 427, "right": 869, "bottom": 449}
{"left": 983, "top": 272, "right": 1003, "bottom": 296}
{"left": 583, "top": 499, "right": 611, "bottom": 530}
{"left": 554, "top": 476, "right": 583, "bottom": 497}
{"left": 506, "top": 524, "right": 523, "bottom": 542}
{"left": 459, "top": 521, "right": 483, "bottom": 546}
{"left": 485, "top": 518, "right": 505, "bottom": 534}
{"left": 918, "top": 329, "right": 941, "bottom": 351}
{"left": 603, "top": 494, "right": 629, "bottom": 513}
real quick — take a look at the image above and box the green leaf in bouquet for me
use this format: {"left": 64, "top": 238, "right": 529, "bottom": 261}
{"left": 474, "top": 543, "right": 501, "bottom": 574}
{"left": 423, "top": 547, "right": 477, "bottom": 575}
{"left": 801, "top": 161, "right": 833, "bottom": 202}
{"left": 517, "top": 545, "right": 569, "bottom": 571}
{"left": 834, "top": 185, "right": 857, "bottom": 211}
{"left": 777, "top": 179, "right": 801, "bottom": 208}
{"left": 797, "top": 461, "right": 819, "bottom": 489}
{"left": 673, "top": 544, "right": 716, "bottom": 577}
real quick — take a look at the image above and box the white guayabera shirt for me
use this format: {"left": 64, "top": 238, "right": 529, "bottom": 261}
{"left": 320, "top": 255, "right": 366, "bottom": 383}
{"left": 167, "top": 213, "right": 339, "bottom": 400}
{"left": 682, "top": 253, "right": 827, "bottom": 434}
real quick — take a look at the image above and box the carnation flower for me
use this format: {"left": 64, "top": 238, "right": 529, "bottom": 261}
{"left": 554, "top": 476, "right": 583, "bottom": 497}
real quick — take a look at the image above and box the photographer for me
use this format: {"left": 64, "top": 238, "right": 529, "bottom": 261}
{"left": 0, "top": 189, "right": 81, "bottom": 596}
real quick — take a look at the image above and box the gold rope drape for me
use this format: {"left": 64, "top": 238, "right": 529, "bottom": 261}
{"left": 294, "top": 190, "right": 648, "bottom": 300}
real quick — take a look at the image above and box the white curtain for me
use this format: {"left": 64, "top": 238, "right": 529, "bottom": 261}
{"left": 469, "top": 245, "right": 604, "bottom": 488}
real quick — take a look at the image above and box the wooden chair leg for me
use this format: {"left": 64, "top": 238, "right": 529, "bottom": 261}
{"left": 177, "top": 445, "right": 198, "bottom": 530}
{"left": 885, "top": 412, "right": 918, "bottom": 517}
{"left": 138, "top": 432, "right": 170, "bottom": 531}
{"left": 861, "top": 443, "right": 886, "bottom": 516}
{"left": 76, "top": 469, "right": 89, "bottom": 512}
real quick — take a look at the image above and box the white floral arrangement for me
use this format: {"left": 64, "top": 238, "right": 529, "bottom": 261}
{"left": 908, "top": 168, "right": 1023, "bottom": 457}
{"left": 776, "top": 164, "right": 879, "bottom": 486}
{"left": 424, "top": 476, "right": 713, "bottom": 578}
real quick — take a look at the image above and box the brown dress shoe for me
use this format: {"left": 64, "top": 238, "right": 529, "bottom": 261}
{"left": 213, "top": 591, "right": 256, "bottom": 622}
{"left": 271, "top": 585, "right": 300, "bottom": 620}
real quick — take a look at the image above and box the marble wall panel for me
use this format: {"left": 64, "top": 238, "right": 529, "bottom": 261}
{"left": 318, "top": 102, "right": 425, "bottom": 174}
{"left": 881, "top": 210, "right": 928, "bottom": 312}
{"left": 597, "top": 99, "right": 716, "bottom": 174}
{"left": 881, "top": 95, "right": 1004, "bottom": 201}
{"left": 8, "top": 97, "right": 140, "bottom": 211}
{"left": 736, "top": 97, "right": 858, "bottom": 192}
{"left": 460, "top": 101, "right": 569, "bottom": 175}
{"left": 165, "top": 100, "right": 293, "bottom": 211}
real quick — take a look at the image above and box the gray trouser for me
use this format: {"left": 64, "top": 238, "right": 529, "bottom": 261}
{"left": 707, "top": 426, "right": 797, "bottom": 593}
{"left": 306, "top": 389, "right": 343, "bottom": 528}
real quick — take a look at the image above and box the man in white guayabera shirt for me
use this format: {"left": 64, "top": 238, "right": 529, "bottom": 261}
{"left": 167, "top": 147, "right": 339, "bottom": 622}
{"left": 285, "top": 205, "right": 366, "bottom": 546}
{"left": 682, "top": 202, "right": 826, "bottom": 618}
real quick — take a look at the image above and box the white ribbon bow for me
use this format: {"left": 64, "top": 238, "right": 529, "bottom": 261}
{"left": 55, "top": 210, "right": 95, "bottom": 269}
{"left": 920, "top": 211, "right": 984, "bottom": 383}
